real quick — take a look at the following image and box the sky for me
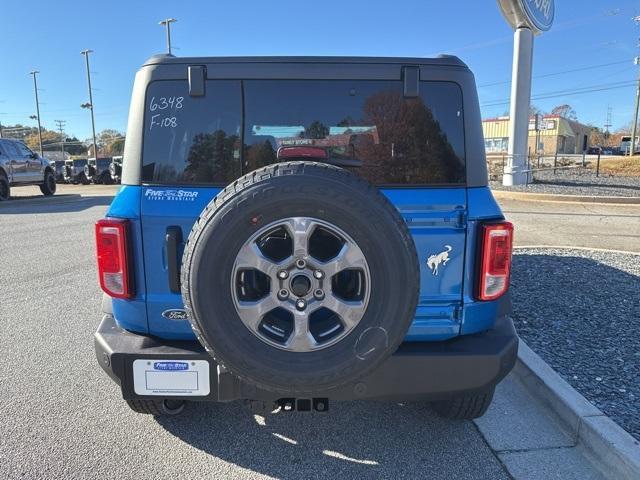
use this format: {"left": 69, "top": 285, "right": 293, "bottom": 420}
{"left": 1, "top": 0, "right": 639, "bottom": 141}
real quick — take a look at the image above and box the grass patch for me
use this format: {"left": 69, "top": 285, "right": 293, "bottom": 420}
{"left": 589, "top": 156, "right": 640, "bottom": 176}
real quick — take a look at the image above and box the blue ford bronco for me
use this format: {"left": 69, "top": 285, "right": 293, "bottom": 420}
{"left": 94, "top": 55, "right": 517, "bottom": 418}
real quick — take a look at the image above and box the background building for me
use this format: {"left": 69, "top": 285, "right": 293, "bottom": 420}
{"left": 483, "top": 115, "right": 593, "bottom": 155}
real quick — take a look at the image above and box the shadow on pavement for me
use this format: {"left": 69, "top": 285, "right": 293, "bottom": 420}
{"left": 0, "top": 195, "right": 113, "bottom": 214}
{"left": 156, "top": 400, "right": 507, "bottom": 480}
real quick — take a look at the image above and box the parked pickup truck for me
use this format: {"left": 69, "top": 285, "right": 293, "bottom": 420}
{"left": 0, "top": 138, "right": 56, "bottom": 200}
{"left": 94, "top": 55, "right": 517, "bottom": 418}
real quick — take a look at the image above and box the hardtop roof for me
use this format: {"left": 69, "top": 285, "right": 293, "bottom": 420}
{"left": 142, "top": 54, "right": 468, "bottom": 68}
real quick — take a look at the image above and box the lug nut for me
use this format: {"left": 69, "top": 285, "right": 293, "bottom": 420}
{"left": 278, "top": 289, "right": 290, "bottom": 300}
{"left": 313, "top": 270, "right": 324, "bottom": 279}
{"left": 313, "top": 289, "right": 325, "bottom": 300}
{"left": 296, "top": 259, "right": 306, "bottom": 269}
{"left": 278, "top": 270, "right": 289, "bottom": 280}
{"left": 296, "top": 299, "right": 307, "bottom": 311}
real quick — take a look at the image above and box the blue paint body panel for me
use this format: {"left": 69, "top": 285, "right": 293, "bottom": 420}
{"left": 103, "top": 184, "right": 507, "bottom": 342}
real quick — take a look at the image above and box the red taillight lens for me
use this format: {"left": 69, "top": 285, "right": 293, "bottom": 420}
{"left": 477, "top": 222, "right": 513, "bottom": 301}
{"left": 95, "top": 218, "right": 133, "bottom": 299}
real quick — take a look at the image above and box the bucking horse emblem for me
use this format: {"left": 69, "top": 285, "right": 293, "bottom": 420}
{"left": 426, "top": 245, "right": 452, "bottom": 276}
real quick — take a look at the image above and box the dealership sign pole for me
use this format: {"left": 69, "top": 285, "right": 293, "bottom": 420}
{"left": 497, "top": 0, "right": 554, "bottom": 186}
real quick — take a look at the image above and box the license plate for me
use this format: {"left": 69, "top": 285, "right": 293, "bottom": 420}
{"left": 132, "top": 359, "right": 210, "bottom": 396}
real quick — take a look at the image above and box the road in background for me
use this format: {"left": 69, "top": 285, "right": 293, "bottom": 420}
{"left": 501, "top": 199, "right": 640, "bottom": 252}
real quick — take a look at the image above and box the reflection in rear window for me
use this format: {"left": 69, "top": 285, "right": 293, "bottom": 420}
{"left": 142, "top": 80, "right": 242, "bottom": 185}
{"left": 142, "top": 79, "right": 465, "bottom": 185}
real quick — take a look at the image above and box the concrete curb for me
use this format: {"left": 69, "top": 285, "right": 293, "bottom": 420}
{"left": 492, "top": 189, "right": 640, "bottom": 205}
{"left": 514, "top": 339, "right": 640, "bottom": 480}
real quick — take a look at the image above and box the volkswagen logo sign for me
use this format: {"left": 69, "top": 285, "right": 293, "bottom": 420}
{"left": 498, "top": 0, "right": 555, "bottom": 34}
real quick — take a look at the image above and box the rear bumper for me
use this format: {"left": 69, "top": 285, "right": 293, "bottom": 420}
{"left": 95, "top": 314, "right": 518, "bottom": 402}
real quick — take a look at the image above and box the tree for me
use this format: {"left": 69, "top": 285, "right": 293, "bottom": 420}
{"left": 109, "top": 137, "right": 125, "bottom": 155}
{"left": 24, "top": 129, "right": 60, "bottom": 151}
{"left": 551, "top": 104, "right": 578, "bottom": 121}
{"left": 305, "top": 121, "right": 329, "bottom": 139}
{"left": 529, "top": 105, "right": 545, "bottom": 117}
{"left": 588, "top": 125, "right": 606, "bottom": 147}
{"left": 88, "top": 129, "right": 125, "bottom": 156}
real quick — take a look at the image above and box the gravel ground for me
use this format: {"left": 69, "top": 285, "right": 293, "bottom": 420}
{"left": 511, "top": 248, "right": 640, "bottom": 440}
{"left": 491, "top": 170, "right": 640, "bottom": 197}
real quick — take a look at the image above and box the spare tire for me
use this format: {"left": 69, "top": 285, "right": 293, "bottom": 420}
{"left": 181, "top": 162, "right": 419, "bottom": 395}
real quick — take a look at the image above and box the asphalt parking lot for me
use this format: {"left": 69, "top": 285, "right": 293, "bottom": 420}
{"left": 0, "top": 187, "right": 510, "bottom": 480}
{"left": 2, "top": 185, "right": 634, "bottom": 479}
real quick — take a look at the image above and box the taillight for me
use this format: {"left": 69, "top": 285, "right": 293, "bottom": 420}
{"left": 95, "top": 218, "right": 133, "bottom": 299}
{"left": 477, "top": 222, "right": 513, "bottom": 301}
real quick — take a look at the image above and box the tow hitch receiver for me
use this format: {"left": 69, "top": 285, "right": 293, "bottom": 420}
{"left": 278, "top": 398, "right": 329, "bottom": 412}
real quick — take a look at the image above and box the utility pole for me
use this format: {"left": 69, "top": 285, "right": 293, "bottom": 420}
{"left": 80, "top": 50, "right": 98, "bottom": 160}
{"left": 158, "top": 18, "right": 177, "bottom": 54}
{"left": 604, "top": 106, "right": 612, "bottom": 147}
{"left": 630, "top": 17, "right": 640, "bottom": 156}
{"left": 55, "top": 119, "right": 66, "bottom": 161}
{"left": 29, "top": 71, "right": 44, "bottom": 156}
{"left": 631, "top": 55, "right": 640, "bottom": 156}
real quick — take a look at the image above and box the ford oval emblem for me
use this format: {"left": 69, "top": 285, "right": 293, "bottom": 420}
{"left": 162, "top": 309, "right": 188, "bottom": 320}
{"left": 522, "top": 0, "right": 554, "bottom": 32}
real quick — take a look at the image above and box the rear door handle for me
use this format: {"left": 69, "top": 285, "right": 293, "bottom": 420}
{"left": 166, "top": 226, "right": 183, "bottom": 293}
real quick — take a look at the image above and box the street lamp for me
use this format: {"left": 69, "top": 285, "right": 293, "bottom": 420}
{"left": 81, "top": 50, "right": 98, "bottom": 160}
{"left": 158, "top": 18, "right": 177, "bottom": 55}
{"left": 29, "top": 71, "right": 44, "bottom": 156}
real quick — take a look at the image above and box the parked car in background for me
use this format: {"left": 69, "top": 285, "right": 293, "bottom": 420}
{"left": 62, "top": 158, "right": 90, "bottom": 185}
{"left": 0, "top": 138, "right": 56, "bottom": 201}
{"left": 85, "top": 157, "right": 113, "bottom": 184}
{"left": 108, "top": 156, "right": 123, "bottom": 184}
{"left": 619, "top": 136, "right": 640, "bottom": 155}
{"left": 51, "top": 160, "right": 66, "bottom": 183}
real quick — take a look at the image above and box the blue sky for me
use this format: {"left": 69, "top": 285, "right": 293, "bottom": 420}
{"left": 1, "top": 0, "right": 639, "bottom": 140}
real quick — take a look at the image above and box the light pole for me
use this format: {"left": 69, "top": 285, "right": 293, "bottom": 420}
{"left": 159, "top": 18, "right": 177, "bottom": 54}
{"left": 29, "top": 71, "right": 44, "bottom": 156}
{"left": 81, "top": 49, "right": 98, "bottom": 159}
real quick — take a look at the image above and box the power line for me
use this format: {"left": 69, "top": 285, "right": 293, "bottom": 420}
{"left": 478, "top": 59, "right": 631, "bottom": 88}
{"left": 481, "top": 79, "right": 637, "bottom": 107}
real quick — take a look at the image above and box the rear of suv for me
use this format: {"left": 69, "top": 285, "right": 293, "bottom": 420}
{"left": 84, "top": 157, "right": 114, "bottom": 184}
{"left": 94, "top": 55, "right": 517, "bottom": 418}
{"left": 0, "top": 139, "right": 56, "bottom": 200}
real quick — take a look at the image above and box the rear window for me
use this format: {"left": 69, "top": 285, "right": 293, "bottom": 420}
{"left": 142, "top": 79, "right": 465, "bottom": 186}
